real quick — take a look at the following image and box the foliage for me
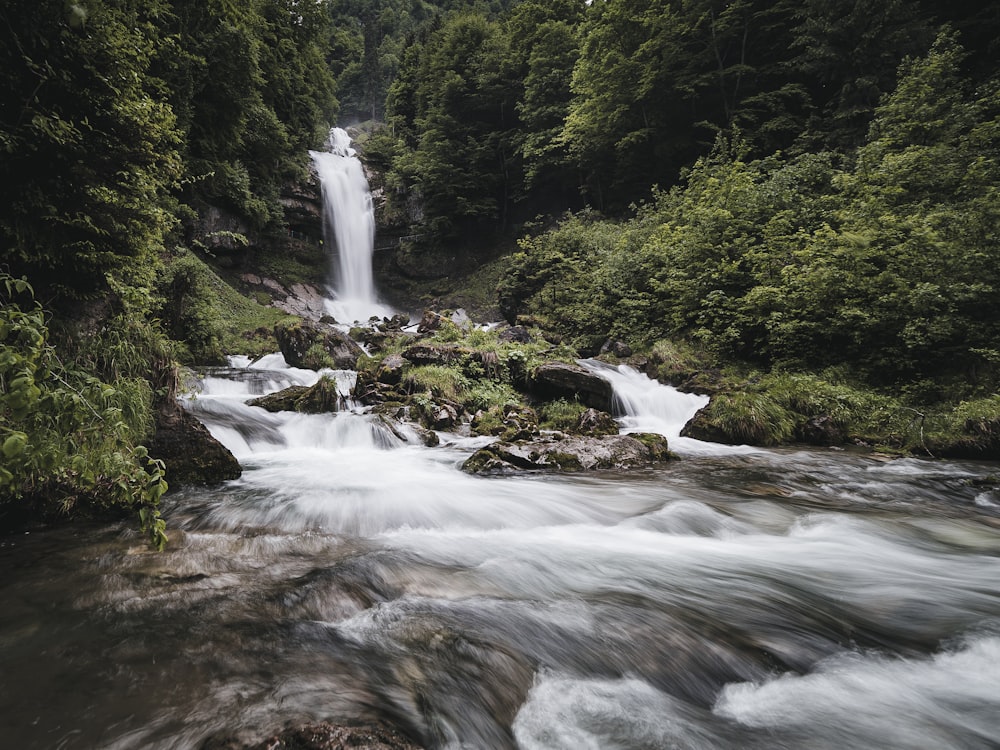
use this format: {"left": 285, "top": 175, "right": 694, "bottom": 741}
{"left": 0, "top": 0, "right": 181, "bottom": 307}
{"left": 0, "top": 276, "right": 167, "bottom": 547}
{"left": 503, "top": 33, "right": 1000, "bottom": 400}
{"left": 156, "top": 249, "right": 290, "bottom": 363}
{"left": 538, "top": 398, "right": 588, "bottom": 432}
{"left": 695, "top": 391, "right": 796, "bottom": 446}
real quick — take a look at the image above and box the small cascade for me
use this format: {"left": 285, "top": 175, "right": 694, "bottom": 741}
{"left": 183, "top": 355, "right": 391, "bottom": 460}
{"left": 579, "top": 360, "right": 753, "bottom": 454}
{"left": 310, "top": 127, "right": 393, "bottom": 324}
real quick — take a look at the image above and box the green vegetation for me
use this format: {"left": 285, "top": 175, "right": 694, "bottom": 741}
{"left": 156, "top": 249, "right": 293, "bottom": 364}
{"left": 0, "top": 276, "right": 167, "bottom": 546}
{"left": 0, "top": 0, "right": 341, "bottom": 539}
{"left": 505, "top": 32, "right": 1000, "bottom": 400}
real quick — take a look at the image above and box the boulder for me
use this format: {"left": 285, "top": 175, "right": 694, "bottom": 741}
{"left": 679, "top": 409, "right": 737, "bottom": 444}
{"left": 795, "top": 414, "right": 848, "bottom": 446}
{"left": 247, "top": 378, "right": 348, "bottom": 414}
{"left": 462, "top": 433, "right": 674, "bottom": 475}
{"left": 529, "top": 361, "right": 614, "bottom": 413}
{"left": 376, "top": 353, "right": 408, "bottom": 385}
{"left": 599, "top": 339, "right": 633, "bottom": 358}
{"left": 575, "top": 408, "right": 620, "bottom": 436}
{"left": 274, "top": 319, "right": 364, "bottom": 370}
{"left": 416, "top": 309, "right": 445, "bottom": 333}
{"left": 246, "top": 385, "right": 310, "bottom": 412}
{"left": 149, "top": 404, "right": 241, "bottom": 485}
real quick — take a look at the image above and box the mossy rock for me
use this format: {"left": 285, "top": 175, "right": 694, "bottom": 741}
{"left": 247, "top": 385, "right": 310, "bottom": 412}
{"left": 274, "top": 319, "right": 364, "bottom": 369}
{"left": 462, "top": 433, "right": 676, "bottom": 475}
{"left": 246, "top": 377, "right": 347, "bottom": 414}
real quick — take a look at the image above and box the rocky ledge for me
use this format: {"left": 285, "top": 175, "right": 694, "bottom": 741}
{"left": 462, "top": 432, "right": 675, "bottom": 475}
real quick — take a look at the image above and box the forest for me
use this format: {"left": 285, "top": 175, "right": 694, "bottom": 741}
{"left": 1, "top": 0, "right": 999, "bottom": 536}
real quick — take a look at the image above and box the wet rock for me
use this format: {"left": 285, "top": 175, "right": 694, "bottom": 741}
{"left": 203, "top": 721, "right": 423, "bottom": 750}
{"left": 247, "top": 385, "right": 309, "bottom": 412}
{"left": 679, "top": 409, "right": 737, "bottom": 445}
{"left": 425, "top": 401, "right": 460, "bottom": 430}
{"left": 248, "top": 378, "right": 349, "bottom": 414}
{"left": 376, "top": 354, "right": 408, "bottom": 385}
{"left": 575, "top": 408, "right": 620, "bottom": 437}
{"left": 462, "top": 433, "right": 675, "bottom": 475}
{"left": 275, "top": 319, "right": 364, "bottom": 370}
{"left": 529, "top": 361, "right": 614, "bottom": 413}
{"left": 150, "top": 404, "right": 241, "bottom": 485}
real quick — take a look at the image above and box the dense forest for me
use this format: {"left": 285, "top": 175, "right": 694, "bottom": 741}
{"left": 2, "top": 0, "right": 999, "bottom": 536}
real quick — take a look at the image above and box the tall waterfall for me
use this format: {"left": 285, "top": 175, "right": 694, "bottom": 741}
{"left": 310, "top": 127, "right": 392, "bottom": 323}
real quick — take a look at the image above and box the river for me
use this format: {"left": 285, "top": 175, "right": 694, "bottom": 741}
{"left": 1, "top": 355, "right": 999, "bottom": 749}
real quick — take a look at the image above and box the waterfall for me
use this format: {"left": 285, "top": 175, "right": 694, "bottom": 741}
{"left": 310, "top": 127, "right": 393, "bottom": 324}
{"left": 580, "top": 360, "right": 755, "bottom": 454}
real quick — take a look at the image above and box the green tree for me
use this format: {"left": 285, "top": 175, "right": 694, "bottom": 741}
{"left": 0, "top": 0, "right": 181, "bottom": 306}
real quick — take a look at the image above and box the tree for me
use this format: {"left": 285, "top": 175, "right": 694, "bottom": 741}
{"left": 0, "top": 0, "right": 181, "bottom": 306}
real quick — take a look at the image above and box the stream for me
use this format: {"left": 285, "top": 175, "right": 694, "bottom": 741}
{"left": 3, "top": 128, "right": 1000, "bottom": 749}
{"left": 2, "top": 355, "right": 1000, "bottom": 749}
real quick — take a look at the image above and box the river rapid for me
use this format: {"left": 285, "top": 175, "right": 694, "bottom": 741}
{"left": 2, "top": 356, "right": 1000, "bottom": 750}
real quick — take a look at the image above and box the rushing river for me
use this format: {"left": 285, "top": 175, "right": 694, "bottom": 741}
{"left": 2, "top": 356, "right": 1000, "bottom": 750}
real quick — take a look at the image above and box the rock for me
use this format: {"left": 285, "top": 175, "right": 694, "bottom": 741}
{"left": 575, "top": 408, "right": 620, "bottom": 436}
{"left": 426, "top": 401, "right": 459, "bottom": 430}
{"left": 203, "top": 721, "right": 423, "bottom": 750}
{"left": 401, "top": 343, "right": 468, "bottom": 366}
{"left": 679, "top": 408, "right": 737, "bottom": 444}
{"left": 275, "top": 319, "right": 365, "bottom": 369}
{"left": 795, "top": 414, "right": 848, "bottom": 446}
{"left": 470, "top": 403, "right": 539, "bottom": 439}
{"left": 498, "top": 325, "right": 532, "bottom": 344}
{"left": 376, "top": 353, "right": 408, "bottom": 385}
{"left": 529, "top": 361, "right": 614, "bottom": 413}
{"left": 462, "top": 433, "right": 675, "bottom": 475}
{"left": 416, "top": 309, "right": 444, "bottom": 333}
{"left": 149, "top": 403, "right": 241, "bottom": 485}
{"left": 247, "top": 378, "right": 348, "bottom": 414}
{"left": 246, "top": 385, "right": 310, "bottom": 412}
{"left": 379, "top": 313, "right": 411, "bottom": 331}
{"left": 599, "top": 339, "right": 633, "bottom": 358}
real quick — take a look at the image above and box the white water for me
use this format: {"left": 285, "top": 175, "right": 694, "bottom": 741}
{"left": 4, "top": 353, "right": 1000, "bottom": 749}
{"left": 310, "top": 127, "right": 394, "bottom": 324}
{"left": 580, "top": 360, "right": 759, "bottom": 455}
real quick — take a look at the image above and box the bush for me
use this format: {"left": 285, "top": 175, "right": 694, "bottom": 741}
{"left": 0, "top": 275, "right": 167, "bottom": 547}
{"left": 538, "top": 398, "right": 588, "bottom": 431}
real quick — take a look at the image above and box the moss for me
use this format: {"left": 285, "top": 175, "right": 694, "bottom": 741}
{"left": 545, "top": 451, "right": 583, "bottom": 471}
{"left": 630, "top": 432, "right": 676, "bottom": 461}
{"left": 301, "top": 342, "right": 336, "bottom": 370}
{"left": 158, "top": 249, "right": 291, "bottom": 363}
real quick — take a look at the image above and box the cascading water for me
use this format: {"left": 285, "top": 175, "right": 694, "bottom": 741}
{"left": 310, "top": 127, "right": 393, "bottom": 324}
{"left": 580, "top": 359, "right": 757, "bottom": 454}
